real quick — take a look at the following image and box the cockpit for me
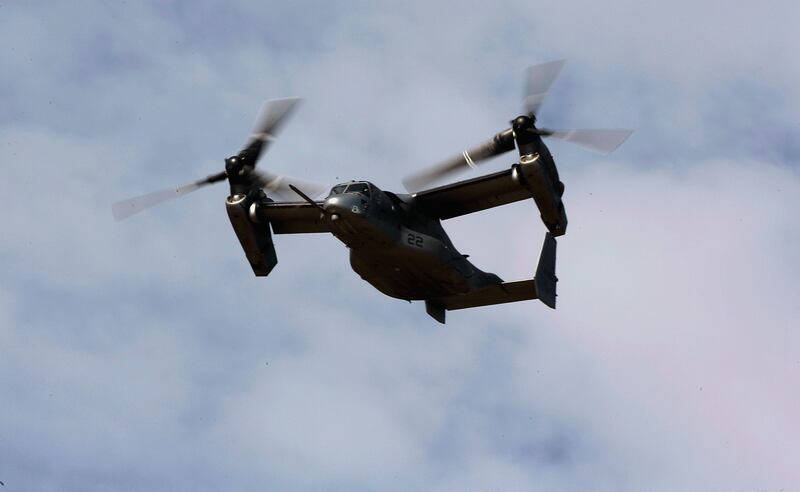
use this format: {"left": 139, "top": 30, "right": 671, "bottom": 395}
{"left": 329, "top": 181, "right": 372, "bottom": 197}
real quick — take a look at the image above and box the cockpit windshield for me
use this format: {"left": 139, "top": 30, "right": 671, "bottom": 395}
{"left": 330, "top": 182, "right": 371, "bottom": 197}
{"left": 345, "top": 182, "right": 370, "bottom": 195}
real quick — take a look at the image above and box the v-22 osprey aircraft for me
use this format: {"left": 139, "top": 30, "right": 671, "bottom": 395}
{"left": 112, "top": 61, "right": 632, "bottom": 323}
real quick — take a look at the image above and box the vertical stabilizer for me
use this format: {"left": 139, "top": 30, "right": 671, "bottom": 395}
{"left": 425, "top": 300, "right": 446, "bottom": 324}
{"left": 534, "top": 233, "right": 557, "bottom": 308}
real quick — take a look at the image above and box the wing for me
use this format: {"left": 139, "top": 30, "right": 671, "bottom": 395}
{"left": 411, "top": 164, "right": 538, "bottom": 220}
{"left": 258, "top": 201, "right": 330, "bottom": 234}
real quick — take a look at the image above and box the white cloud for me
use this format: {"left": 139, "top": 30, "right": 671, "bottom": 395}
{"left": 1, "top": 0, "right": 799, "bottom": 490}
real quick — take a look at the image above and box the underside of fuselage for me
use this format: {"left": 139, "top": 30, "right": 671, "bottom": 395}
{"left": 349, "top": 246, "right": 502, "bottom": 301}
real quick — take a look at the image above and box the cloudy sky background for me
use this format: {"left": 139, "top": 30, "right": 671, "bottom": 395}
{"left": 1, "top": 1, "right": 799, "bottom": 490}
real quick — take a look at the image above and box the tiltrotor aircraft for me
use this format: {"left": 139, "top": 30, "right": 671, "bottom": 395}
{"left": 112, "top": 61, "right": 631, "bottom": 323}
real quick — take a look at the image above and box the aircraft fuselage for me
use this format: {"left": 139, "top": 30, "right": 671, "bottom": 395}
{"left": 322, "top": 182, "right": 502, "bottom": 300}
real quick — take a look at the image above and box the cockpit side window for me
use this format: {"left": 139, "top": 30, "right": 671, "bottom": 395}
{"left": 345, "top": 182, "right": 370, "bottom": 195}
{"left": 329, "top": 184, "right": 347, "bottom": 195}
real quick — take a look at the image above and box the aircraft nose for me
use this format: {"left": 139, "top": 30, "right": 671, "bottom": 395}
{"left": 324, "top": 195, "right": 367, "bottom": 218}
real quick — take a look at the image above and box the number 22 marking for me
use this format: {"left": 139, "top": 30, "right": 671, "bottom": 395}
{"left": 407, "top": 233, "right": 423, "bottom": 248}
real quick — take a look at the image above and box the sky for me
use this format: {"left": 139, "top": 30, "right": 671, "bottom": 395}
{"left": 1, "top": 1, "right": 799, "bottom": 490}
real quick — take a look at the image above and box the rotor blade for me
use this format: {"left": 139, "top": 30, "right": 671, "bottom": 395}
{"left": 250, "top": 169, "right": 328, "bottom": 202}
{"left": 241, "top": 97, "right": 302, "bottom": 165}
{"left": 539, "top": 128, "right": 633, "bottom": 154}
{"left": 111, "top": 171, "right": 226, "bottom": 221}
{"left": 523, "top": 60, "right": 566, "bottom": 116}
{"left": 402, "top": 128, "right": 515, "bottom": 192}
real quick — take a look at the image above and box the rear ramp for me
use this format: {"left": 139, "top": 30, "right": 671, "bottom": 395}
{"left": 425, "top": 233, "right": 557, "bottom": 323}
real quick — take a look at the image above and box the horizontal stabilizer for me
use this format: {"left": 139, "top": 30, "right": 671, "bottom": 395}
{"left": 438, "top": 279, "right": 538, "bottom": 311}
{"left": 424, "top": 233, "right": 557, "bottom": 322}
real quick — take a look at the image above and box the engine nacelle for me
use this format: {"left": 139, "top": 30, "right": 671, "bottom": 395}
{"left": 513, "top": 157, "right": 568, "bottom": 237}
{"left": 226, "top": 193, "right": 278, "bottom": 277}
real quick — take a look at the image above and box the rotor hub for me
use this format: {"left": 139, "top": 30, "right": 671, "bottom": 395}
{"left": 514, "top": 114, "right": 536, "bottom": 128}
